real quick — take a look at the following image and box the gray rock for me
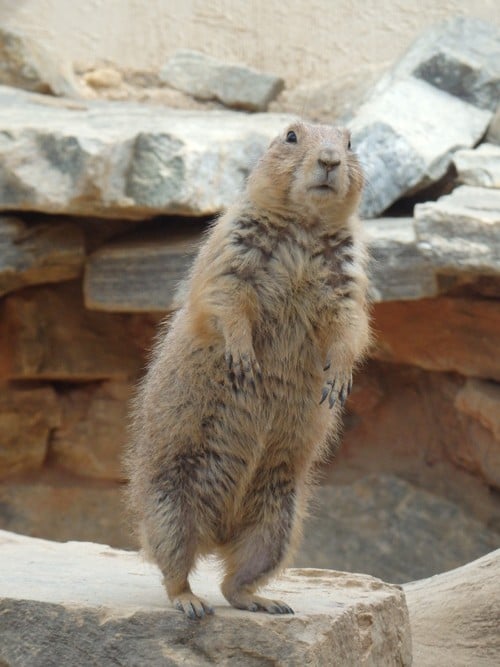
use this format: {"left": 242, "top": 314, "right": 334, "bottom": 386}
{"left": 0, "top": 27, "right": 84, "bottom": 98}
{"left": 487, "top": 105, "right": 500, "bottom": 144}
{"left": 453, "top": 143, "right": 500, "bottom": 188}
{"left": 415, "top": 185, "right": 500, "bottom": 276}
{"left": 350, "top": 78, "right": 491, "bottom": 217}
{"left": 160, "top": 49, "right": 284, "bottom": 111}
{"left": 0, "top": 216, "right": 85, "bottom": 296}
{"left": 405, "top": 549, "right": 500, "bottom": 667}
{"left": 84, "top": 217, "right": 437, "bottom": 313}
{"left": 385, "top": 17, "right": 500, "bottom": 112}
{"left": 0, "top": 530, "right": 412, "bottom": 666}
{"left": 295, "top": 475, "right": 500, "bottom": 583}
{"left": 365, "top": 217, "right": 438, "bottom": 301}
{"left": 0, "top": 85, "right": 294, "bottom": 219}
{"left": 84, "top": 227, "right": 201, "bottom": 312}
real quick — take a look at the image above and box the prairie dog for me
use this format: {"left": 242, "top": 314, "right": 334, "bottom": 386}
{"left": 126, "top": 121, "right": 370, "bottom": 619}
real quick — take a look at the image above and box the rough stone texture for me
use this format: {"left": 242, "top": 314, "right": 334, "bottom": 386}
{"left": 332, "top": 361, "right": 500, "bottom": 522}
{"left": 295, "top": 475, "right": 499, "bottom": 583}
{"left": 0, "top": 530, "right": 412, "bottom": 667}
{"left": 404, "top": 549, "right": 500, "bottom": 667}
{"left": 348, "top": 16, "right": 500, "bottom": 218}
{"left": 453, "top": 143, "right": 500, "bottom": 188}
{"left": 454, "top": 378, "right": 500, "bottom": 489}
{"left": 414, "top": 185, "right": 500, "bottom": 277}
{"left": 0, "top": 282, "right": 146, "bottom": 381}
{"left": 350, "top": 78, "right": 491, "bottom": 218}
{"left": 84, "top": 226, "right": 202, "bottom": 312}
{"left": 487, "top": 104, "right": 500, "bottom": 144}
{"left": 0, "top": 27, "right": 84, "bottom": 98}
{"left": 0, "top": 384, "right": 60, "bottom": 478}
{"left": 373, "top": 298, "right": 500, "bottom": 380}
{"left": 84, "top": 217, "right": 442, "bottom": 312}
{"left": 0, "top": 85, "right": 294, "bottom": 219}
{"left": 365, "top": 217, "right": 437, "bottom": 301}
{"left": 385, "top": 17, "right": 500, "bottom": 112}
{"left": 50, "top": 381, "right": 132, "bottom": 481}
{"left": 0, "top": 485, "right": 129, "bottom": 548}
{"left": 160, "top": 49, "right": 284, "bottom": 111}
{"left": 0, "top": 216, "right": 85, "bottom": 296}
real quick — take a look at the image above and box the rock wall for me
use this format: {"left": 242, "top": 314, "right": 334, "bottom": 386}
{"left": 0, "top": 18, "right": 499, "bottom": 585}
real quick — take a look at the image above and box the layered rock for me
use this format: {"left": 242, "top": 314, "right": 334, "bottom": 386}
{"left": 0, "top": 384, "right": 60, "bottom": 478}
{"left": 415, "top": 185, "right": 500, "bottom": 277}
{"left": 0, "top": 215, "right": 84, "bottom": 296}
{"left": 0, "top": 85, "right": 294, "bottom": 219}
{"left": 0, "top": 530, "right": 412, "bottom": 666}
{"left": 0, "top": 283, "right": 146, "bottom": 381}
{"left": 453, "top": 143, "right": 500, "bottom": 188}
{"left": 160, "top": 49, "right": 284, "bottom": 111}
{"left": 373, "top": 298, "right": 500, "bottom": 380}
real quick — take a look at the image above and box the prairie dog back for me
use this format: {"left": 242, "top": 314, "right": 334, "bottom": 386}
{"left": 126, "top": 121, "right": 370, "bottom": 619}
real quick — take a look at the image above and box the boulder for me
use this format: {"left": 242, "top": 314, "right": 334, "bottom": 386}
{"left": 0, "top": 85, "right": 294, "bottom": 219}
{"left": 373, "top": 297, "right": 500, "bottom": 380}
{"left": 295, "top": 475, "right": 499, "bottom": 583}
{"left": 349, "top": 16, "right": 500, "bottom": 217}
{"left": 0, "top": 27, "right": 84, "bottom": 98}
{"left": 453, "top": 143, "right": 500, "bottom": 188}
{"left": 0, "top": 215, "right": 85, "bottom": 296}
{"left": 0, "top": 283, "right": 146, "bottom": 381}
{"left": 414, "top": 185, "right": 500, "bottom": 277}
{"left": 160, "top": 49, "right": 284, "bottom": 111}
{"left": 0, "top": 530, "right": 412, "bottom": 666}
{"left": 350, "top": 78, "right": 491, "bottom": 218}
{"left": 0, "top": 383, "right": 60, "bottom": 478}
{"left": 386, "top": 17, "right": 500, "bottom": 112}
{"left": 50, "top": 381, "right": 133, "bottom": 481}
{"left": 404, "top": 549, "right": 500, "bottom": 667}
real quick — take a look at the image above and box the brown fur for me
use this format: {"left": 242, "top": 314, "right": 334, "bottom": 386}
{"left": 125, "top": 121, "right": 371, "bottom": 619}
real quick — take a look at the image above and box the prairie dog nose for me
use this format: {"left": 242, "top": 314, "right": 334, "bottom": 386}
{"left": 318, "top": 148, "right": 341, "bottom": 172}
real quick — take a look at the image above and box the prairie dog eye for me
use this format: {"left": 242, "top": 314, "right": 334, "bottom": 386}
{"left": 286, "top": 130, "right": 298, "bottom": 143}
{"left": 347, "top": 138, "right": 352, "bottom": 150}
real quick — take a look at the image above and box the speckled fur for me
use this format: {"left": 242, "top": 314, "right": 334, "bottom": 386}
{"left": 125, "top": 121, "right": 371, "bottom": 619}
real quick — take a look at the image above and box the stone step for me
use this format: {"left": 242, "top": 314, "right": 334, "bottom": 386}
{"left": 0, "top": 529, "right": 411, "bottom": 666}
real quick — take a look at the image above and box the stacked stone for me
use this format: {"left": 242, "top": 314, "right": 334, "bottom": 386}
{"left": 0, "top": 19, "right": 499, "bottom": 579}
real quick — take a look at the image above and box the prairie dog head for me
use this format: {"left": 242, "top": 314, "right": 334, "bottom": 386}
{"left": 247, "top": 121, "right": 363, "bottom": 223}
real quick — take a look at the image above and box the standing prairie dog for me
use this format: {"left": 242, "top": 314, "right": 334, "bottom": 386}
{"left": 126, "top": 121, "right": 370, "bottom": 619}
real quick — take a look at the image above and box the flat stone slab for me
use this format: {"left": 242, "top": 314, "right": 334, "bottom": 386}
{"left": 365, "top": 217, "right": 438, "bottom": 301}
{"left": 415, "top": 185, "right": 500, "bottom": 276}
{"left": 453, "top": 143, "right": 500, "bottom": 188}
{"left": 0, "top": 530, "right": 412, "bottom": 666}
{"left": 84, "top": 226, "right": 202, "bottom": 311}
{"left": 84, "top": 217, "right": 440, "bottom": 313}
{"left": 0, "top": 85, "right": 294, "bottom": 220}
